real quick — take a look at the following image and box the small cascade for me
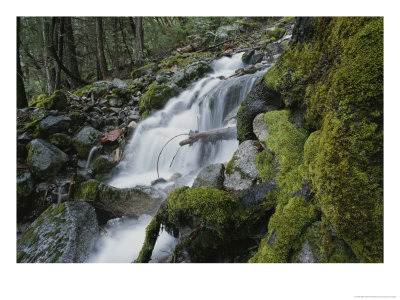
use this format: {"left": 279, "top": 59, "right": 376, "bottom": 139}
{"left": 86, "top": 145, "right": 100, "bottom": 169}
{"left": 57, "top": 185, "right": 63, "bottom": 205}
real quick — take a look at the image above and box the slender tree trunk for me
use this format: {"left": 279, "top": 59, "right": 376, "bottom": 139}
{"left": 113, "top": 18, "right": 120, "bottom": 73}
{"left": 95, "top": 17, "right": 108, "bottom": 79}
{"left": 54, "top": 17, "right": 65, "bottom": 90}
{"left": 17, "top": 17, "right": 28, "bottom": 108}
{"left": 120, "top": 18, "right": 134, "bottom": 67}
{"left": 63, "top": 17, "right": 81, "bottom": 88}
{"left": 135, "top": 17, "right": 144, "bottom": 66}
{"left": 42, "top": 17, "right": 55, "bottom": 94}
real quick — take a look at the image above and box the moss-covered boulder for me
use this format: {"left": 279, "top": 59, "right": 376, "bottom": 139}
{"left": 27, "top": 139, "right": 69, "bottom": 180}
{"left": 136, "top": 185, "right": 277, "bottom": 263}
{"left": 17, "top": 201, "right": 98, "bottom": 263}
{"left": 69, "top": 110, "right": 86, "bottom": 126}
{"left": 291, "top": 219, "right": 358, "bottom": 263}
{"left": 91, "top": 155, "right": 116, "bottom": 174}
{"left": 74, "top": 84, "right": 109, "bottom": 99}
{"left": 29, "top": 90, "right": 68, "bottom": 111}
{"left": 39, "top": 115, "right": 71, "bottom": 137}
{"left": 131, "top": 63, "right": 159, "bottom": 80}
{"left": 73, "top": 179, "right": 100, "bottom": 202}
{"left": 139, "top": 81, "right": 181, "bottom": 115}
{"left": 72, "top": 126, "right": 102, "bottom": 158}
{"left": 224, "top": 140, "right": 261, "bottom": 190}
{"left": 96, "top": 183, "right": 164, "bottom": 217}
{"left": 49, "top": 133, "right": 72, "bottom": 150}
{"left": 192, "top": 163, "right": 225, "bottom": 189}
{"left": 249, "top": 17, "right": 383, "bottom": 263}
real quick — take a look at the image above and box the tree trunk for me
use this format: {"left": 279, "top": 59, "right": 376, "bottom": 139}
{"left": 95, "top": 17, "right": 108, "bottom": 79}
{"left": 54, "top": 17, "right": 65, "bottom": 90}
{"left": 17, "top": 17, "right": 28, "bottom": 108}
{"left": 42, "top": 17, "right": 55, "bottom": 94}
{"left": 135, "top": 17, "right": 144, "bottom": 66}
{"left": 120, "top": 18, "right": 134, "bottom": 67}
{"left": 63, "top": 17, "right": 81, "bottom": 88}
{"left": 113, "top": 18, "right": 120, "bottom": 73}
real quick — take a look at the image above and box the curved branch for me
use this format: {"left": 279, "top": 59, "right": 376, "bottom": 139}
{"left": 156, "top": 133, "right": 189, "bottom": 178}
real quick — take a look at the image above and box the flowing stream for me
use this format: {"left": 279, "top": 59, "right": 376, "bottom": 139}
{"left": 87, "top": 52, "right": 272, "bottom": 263}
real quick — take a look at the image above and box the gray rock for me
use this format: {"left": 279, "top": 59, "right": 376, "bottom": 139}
{"left": 105, "top": 116, "right": 119, "bottom": 127}
{"left": 192, "top": 163, "right": 225, "bottom": 189}
{"left": 39, "top": 115, "right": 72, "bottom": 136}
{"left": 108, "top": 97, "right": 123, "bottom": 107}
{"left": 36, "top": 182, "right": 49, "bottom": 193}
{"left": 151, "top": 178, "right": 167, "bottom": 186}
{"left": 251, "top": 50, "right": 264, "bottom": 64}
{"left": 27, "top": 139, "right": 69, "bottom": 180}
{"left": 224, "top": 140, "right": 260, "bottom": 190}
{"left": 72, "top": 126, "right": 102, "bottom": 158}
{"left": 112, "top": 78, "right": 128, "bottom": 88}
{"left": 17, "top": 172, "right": 34, "bottom": 197}
{"left": 168, "top": 173, "right": 182, "bottom": 182}
{"left": 296, "top": 241, "right": 315, "bottom": 263}
{"left": 127, "top": 113, "right": 141, "bottom": 122}
{"left": 242, "top": 49, "right": 255, "bottom": 64}
{"left": 17, "top": 201, "right": 98, "bottom": 263}
{"left": 18, "top": 132, "right": 32, "bottom": 143}
{"left": 97, "top": 183, "right": 165, "bottom": 217}
{"left": 253, "top": 113, "right": 269, "bottom": 142}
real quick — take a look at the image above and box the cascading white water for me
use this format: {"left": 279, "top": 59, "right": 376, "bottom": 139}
{"left": 87, "top": 53, "right": 272, "bottom": 263}
{"left": 109, "top": 53, "right": 267, "bottom": 188}
{"left": 86, "top": 145, "right": 100, "bottom": 169}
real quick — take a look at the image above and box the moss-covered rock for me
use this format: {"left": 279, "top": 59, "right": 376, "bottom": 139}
{"left": 139, "top": 81, "right": 181, "bottom": 115}
{"left": 74, "top": 84, "right": 108, "bottom": 98}
{"left": 72, "top": 126, "right": 102, "bottom": 158}
{"left": 29, "top": 90, "right": 68, "bottom": 111}
{"left": 91, "top": 155, "right": 116, "bottom": 174}
{"left": 73, "top": 179, "right": 100, "bottom": 202}
{"left": 17, "top": 201, "right": 98, "bottom": 263}
{"left": 131, "top": 63, "right": 159, "bottom": 80}
{"left": 137, "top": 185, "right": 277, "bottom": 263}
{"left": 250, "top": 17, "right": 383, "bottom": 263}
{"left": 49, "top": 133, "right": 72, "bottom": 150}
{"left": 27, "top": 139, "right": 69, "bottom": 180}
{"left": 291, "top": 218, "right": 358, "bottom": 263}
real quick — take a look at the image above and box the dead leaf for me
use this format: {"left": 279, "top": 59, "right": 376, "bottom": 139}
{"left": 100, "top": 128, "right": 125, "bottom": 144}
{"left": 170, "top": 65, "right": 178, "bottom": 73}
{"left": 114, "top": 148, "right": 120, "bottom": 162}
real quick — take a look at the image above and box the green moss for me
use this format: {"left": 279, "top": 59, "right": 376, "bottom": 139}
{"left": 158, "top": 52, "right": 211, "bottom": 70}
{"left": 139, "top": 81, "right": 181, "bottom": 115}
{"left": 225, "top": 155, "right": 238, "bottom": 176}
{"left": 91, "top": 156, "right": 115, "bottom": 174}
{"left": 250, "top": 196, "right": 318, "bottom": 263}
{"left": 255, "top": 149, "right": 277, "bottom": 182}
{"left": 74, "top": 180, "right": 100, "bottom": 201}
{"left": 256, "top": 17, "right": 383, "bottom": 262}
{"left": 282, "top": 17, "right": 295, "bottom": 24}
{"left": 292, "top": 218, "right": 358, "bottom": 263}
{"left": 69, "top": 110, "right": 85, "bottom": 123}
{"left": 74, "top": 84, "right": 107, "bottom": 98}
{"left": 267, "top": 26, "right": 285, "bottom": 40}
{"left": 131, "top": 63, "right": 158, "bottom": 80}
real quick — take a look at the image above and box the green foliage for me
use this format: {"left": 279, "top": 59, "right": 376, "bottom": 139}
{"left": 254, "top": 149, "right": 277, "bottom": 182}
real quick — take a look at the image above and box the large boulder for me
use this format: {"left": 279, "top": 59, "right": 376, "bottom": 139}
{"left": 236, "top": 80, "right": 283, "bottom": 143}
{"left": 192, "top": 163, "right": 225, "bottom": 190}
{"left": 224, "top": 140, "right": 261, "bottom": 190}
{"left": 39, "top": 115, "right": 72, "bottom": 136}
{"left": 96, "top": 183, "right": 165, "bottom": 217}
{"left": 72, "top": 126, "right": 102, "bottom": 158}
{"left": 17, "top": 201, "right": 99, "bottom": 263}
{"left": 27, "top": 139, "right": 69, "bottom": 180}
{"left": 139, "top": 81, "right": 181, "bottom": 115}
{"left": 49, "top": 133, "right": 72, "bottom": 150}
{"left": 252, "top": 113, "right": 269, "bottom": 142}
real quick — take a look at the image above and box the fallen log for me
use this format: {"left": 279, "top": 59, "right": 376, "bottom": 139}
{"left": 179, "top": 127, "right": 237, "bottom": 146}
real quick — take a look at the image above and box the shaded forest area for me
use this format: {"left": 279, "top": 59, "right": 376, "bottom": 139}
{"left": 17, "top": 17, "right": 274, "bottom": 107}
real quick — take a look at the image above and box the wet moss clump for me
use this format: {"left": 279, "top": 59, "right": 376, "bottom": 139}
{"left": 73, "top": 180, "right": 100, "bottom": 202}
{"left": 29, "top": 90, "right": 67, "bottom": 111}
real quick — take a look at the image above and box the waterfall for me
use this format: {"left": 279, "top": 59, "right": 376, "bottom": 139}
{"left": 86, "top": 145, "right": 100, "bottom": 169}
{"left": 87, "top": 53, "right": 272, "bottom": 263}
{"left": 109, "top": 53, "right": 269, "bottom": 188}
